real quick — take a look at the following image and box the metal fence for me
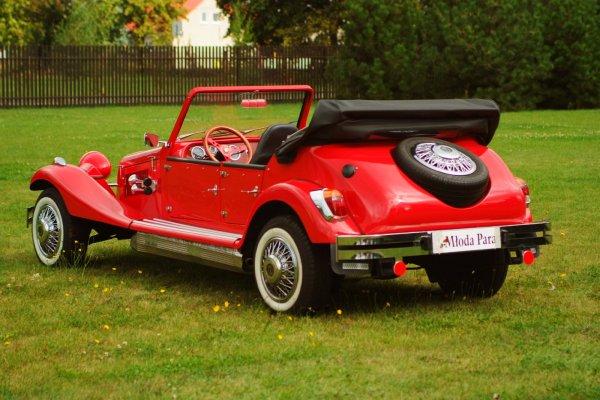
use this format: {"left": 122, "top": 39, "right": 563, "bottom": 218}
{"left": 0, "top": 46, "right": 338, "bottom": 107}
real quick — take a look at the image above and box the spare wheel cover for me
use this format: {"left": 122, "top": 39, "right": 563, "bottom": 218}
{"left": 392, "top": 137, "right": 490, "bottom": 207}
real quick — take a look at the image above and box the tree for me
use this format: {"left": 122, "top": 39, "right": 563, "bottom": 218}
{"left": 0, "top": 0, "right": 68, "bottom": 46}
{"left": 54, "top": 0, "right": 122, "bottom": 45}
{"left": 120, "top": 0, "right": 186, "bottom": 45}
{"left": 1, "top": 0, "right": 186, "bottom": 46}
{"left": 217, "top": 0, "right": 344, "bottom": 45}
{"left": 537, "top": 0, "right": 599, "bottom": 108}
{"left": 331, "top": 0, "right": 559, "bottom": 109}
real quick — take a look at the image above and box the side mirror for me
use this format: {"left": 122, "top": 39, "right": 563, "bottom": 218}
{"left": 241, "top": 98, "right": 268, "bottom": 108}
{"left": 144, "top": 132, "right": 159, "bottom": 148}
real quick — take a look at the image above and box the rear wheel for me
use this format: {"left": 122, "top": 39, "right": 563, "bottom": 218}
{"left": 424, "top": 250, "right": 509, "bottom": 298}
{"left": 32, "top": 188, "right": 90, "bottom": 266}
{"left": 254, "top": 215, "right": 331, "bottom": 312}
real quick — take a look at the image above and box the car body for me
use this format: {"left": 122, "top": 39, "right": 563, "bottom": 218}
{"left": 28, "top": 85, "right": 551, "bottom": 312}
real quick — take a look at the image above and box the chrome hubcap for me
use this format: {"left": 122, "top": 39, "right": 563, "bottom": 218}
{"left": 413, "top": 142, "right": 476, "bottom": 175}
{"left": 36, "top": 204, "right": 61, "bottom": 258}
{"left": 260, "top": 237, "right": 298, "bottom": 302}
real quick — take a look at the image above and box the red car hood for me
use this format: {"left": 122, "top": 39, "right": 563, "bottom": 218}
{"left": 308, "top": 139, "right": 529, "bottom": 234}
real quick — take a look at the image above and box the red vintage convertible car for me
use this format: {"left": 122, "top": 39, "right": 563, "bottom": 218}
{"left": 28, "top": 85, "right": 551, "bottom": 312}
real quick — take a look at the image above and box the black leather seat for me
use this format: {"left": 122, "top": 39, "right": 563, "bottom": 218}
{"left": 250, "top": 124, "right": 297, "bottom": 165}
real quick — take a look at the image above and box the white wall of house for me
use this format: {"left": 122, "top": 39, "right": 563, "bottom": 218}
{"left": 173, "top": 0, "right": 233, "bottom": 46}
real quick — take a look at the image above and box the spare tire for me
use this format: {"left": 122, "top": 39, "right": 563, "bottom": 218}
{"left": 392, "top": 137, "right": 489, "bottom": 207}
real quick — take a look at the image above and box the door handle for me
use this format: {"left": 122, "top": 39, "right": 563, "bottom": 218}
{"left": 207, "top": 184, "right": 223, "bottom": 195}
{"left": 241, "top": 185, "right": 260, "bottom": 196}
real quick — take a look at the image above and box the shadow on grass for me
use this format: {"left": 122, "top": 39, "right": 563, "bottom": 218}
{"left": 77, "top": 247, "right": 467, "bottom": 315}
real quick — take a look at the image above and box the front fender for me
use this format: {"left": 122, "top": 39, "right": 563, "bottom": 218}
{"left": 247, "top": 180, "right": 362, "bottom": 244}
{"left": 30, "top": 165, "right": 136, "bottom": 228}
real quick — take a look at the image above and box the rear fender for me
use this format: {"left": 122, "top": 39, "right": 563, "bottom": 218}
{"left": 30, "top": 165, "right": 136, "bottom": 228}
{"left": 244, "top": 180, "right": 361, "bottom": 245}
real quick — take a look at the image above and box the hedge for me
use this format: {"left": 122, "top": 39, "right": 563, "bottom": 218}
{"left": 331, "top": 0, "right": 599, "bottom": 110}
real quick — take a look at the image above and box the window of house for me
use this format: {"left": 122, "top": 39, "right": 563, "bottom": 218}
{"left": 202, "top": 12, "right": 207, "bottom": 21}
{"left": 213, "top": 13, "right": 220, "bottom": 22}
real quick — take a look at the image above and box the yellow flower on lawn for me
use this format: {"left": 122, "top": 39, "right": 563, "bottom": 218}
{"left": 112, "top": 267, "right": 117, "bottom": 271}
{"left": 103, "top": 287, "right": 110, "bottom": 293}
{"left": 309, "top": 331, "right": 315, "bottom": 337}
{"left": 287, "top": 316, "right": 293, "bottom": 321}
{"left": 336, "top": 309, "right": 343, "bottom": 315}
{"left": 137, "top": 270, "right": 143, "bottom": 274}
{"left": 94, "top": 339, "right": 100, "bottom": 344}
{"left": 224, "top": 301, "right": 230, "bottom": 308}
{"left": 277, "top": 334, "right": 283, "bottom": 340}
{"left": 102, "top": 324, "right": 110, "bottom": 331}
{"left": 93, "top": 283, "right": 99, "bottom": 288}
{"left": 160, "top": 288, "right": 166, "bottom": 293}
{"left": 212, "top": 305, "right": 221, "bottom": 312}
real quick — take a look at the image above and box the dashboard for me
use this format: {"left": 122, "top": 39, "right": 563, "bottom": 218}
{"left": 189, "top": 144, "right": 244, "bottom": 161}
{"left": 172, "top": 136, "right": 260, "bottom": 163}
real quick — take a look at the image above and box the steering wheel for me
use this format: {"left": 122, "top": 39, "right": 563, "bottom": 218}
{"left": 203, "top": 125, "right": 253, "bottom": 163}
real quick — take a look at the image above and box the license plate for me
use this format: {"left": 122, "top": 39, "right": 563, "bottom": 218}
{"left": 431, "top": 227, "right": 501, "bottom": 254}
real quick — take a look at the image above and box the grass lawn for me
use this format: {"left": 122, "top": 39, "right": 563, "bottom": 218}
{"left": 0, "top": 105, "right": 599, "bottom": 399}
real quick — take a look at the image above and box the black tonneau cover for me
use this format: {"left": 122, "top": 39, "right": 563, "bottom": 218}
{"left": 276, "top": 99, "right": 500, "bottom": 162}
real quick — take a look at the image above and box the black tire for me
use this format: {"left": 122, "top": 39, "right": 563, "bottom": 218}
{"left": 393, "top": 137, "right": 489, "bottom": 207}
{"left": 32, "top": 188, "right": 90, "bottom": 266}
{"left": 253, "top": 215, "right": 332, "bottom": 312}
{"left": 424, "top": 250, "right": 509, "bottom": 298}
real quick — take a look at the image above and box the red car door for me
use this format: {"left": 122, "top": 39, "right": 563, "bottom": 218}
{"left": 219, "top": 164, "right": 265, "bottom": 225}
{"left": 161, "top": 158, "right": 221, "bottom": 227}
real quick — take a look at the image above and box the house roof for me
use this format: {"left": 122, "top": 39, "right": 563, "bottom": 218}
{"left": 184, "top": 0, "right": 204, "bottom": 11}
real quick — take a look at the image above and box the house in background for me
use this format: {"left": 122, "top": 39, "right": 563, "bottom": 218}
{"left": 172, "top": 0, "right": 233, "bottom": 46}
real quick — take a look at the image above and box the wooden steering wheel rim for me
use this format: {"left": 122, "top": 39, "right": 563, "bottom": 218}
{"left": 203, "top": 125, "right": 254, "bottom": 163}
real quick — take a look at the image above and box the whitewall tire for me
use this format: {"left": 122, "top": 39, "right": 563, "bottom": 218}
{"left": 32, "top": 188, "right": 89, "bottom": 266}
{"left": 32, "top": 196, "right": 64, "bottom": 266}
{"left": 254, "top": 215, "right": 332, "bottom": 313}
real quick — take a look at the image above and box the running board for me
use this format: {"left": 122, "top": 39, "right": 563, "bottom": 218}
{"left": 130, "top": 232, "right": 244, "bottom": 273}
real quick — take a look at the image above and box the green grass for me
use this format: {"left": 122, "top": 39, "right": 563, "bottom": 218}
{"left": 1, "top": 105, "right": 599, "bottom": 399}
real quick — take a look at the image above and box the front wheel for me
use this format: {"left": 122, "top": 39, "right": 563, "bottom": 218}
{"left": 253, "top": 215, "right": 331, "bottom": 312}
{"left": 32, "top": 188, "right": 90, "bottom": 266}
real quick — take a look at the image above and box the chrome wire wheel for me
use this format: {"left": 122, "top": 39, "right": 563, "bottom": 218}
{"left": 254, "top": 226, "right": 303, "bottom": 312}
{"left": 260, "top": 237, "right": 299, "bottom": 302}
{"left": 32, "top": 196, "right": 64, "bottom": 265}
{"left": 413, "top": 142, "right": 477, "bottom": 175}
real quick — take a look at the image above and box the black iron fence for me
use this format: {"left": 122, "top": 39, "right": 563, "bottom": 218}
{"left": 0, "top": 46, "right": 338, "bottom": 107}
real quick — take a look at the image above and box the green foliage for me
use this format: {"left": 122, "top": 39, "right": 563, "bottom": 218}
{"left": 120, "top": 0, "right": 186, "bottom": 45}
{"left": 0, "top": 0, "right": 68, "bottom": 46}
{"left": 217, "top": 0, "right": 344, "bottom": 45}
{"left": 332, "top": 0, "right": 599, "bottom": 109}
{"left": 538, "top": 0, "right": 600, "bottom": 108}
{"left": 54, "top": 0, "right": 121, "bottom": 45}
{"left": 1, "top": 0, "right": 185, "bottom": 46}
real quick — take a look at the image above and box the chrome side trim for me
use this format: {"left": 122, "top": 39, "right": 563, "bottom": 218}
{"left": 131, "top": 232, "right": 243, "bottom": 272}
{"left": 139, "top": 218, "right": 242, "bottom": 240}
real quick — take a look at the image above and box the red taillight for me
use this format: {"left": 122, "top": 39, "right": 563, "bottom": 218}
{"left": 393, "top": 260, "right": 407, "bottom": 277}
{"left": 515, "top": 177, "right": 531, "bottom": 206}
{"left": 522, "top": 249, "right": 535, "bottom": 265}
{"left": 323, "top": 189, "right": 347, "bottom": 217}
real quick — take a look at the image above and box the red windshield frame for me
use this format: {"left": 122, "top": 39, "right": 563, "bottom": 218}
{"left": 167, "top": 85, "right": 314, "bottom": 147}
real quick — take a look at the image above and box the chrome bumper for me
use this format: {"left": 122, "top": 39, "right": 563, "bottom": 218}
{"left": 335, "top": 221, "right": 552, "bottom": 262}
